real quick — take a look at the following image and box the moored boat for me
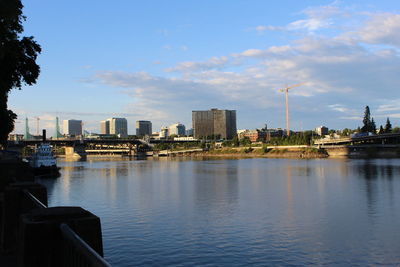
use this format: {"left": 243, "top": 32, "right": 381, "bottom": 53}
{"left": 29, "top": 130, "right": 60, "bottom": 177}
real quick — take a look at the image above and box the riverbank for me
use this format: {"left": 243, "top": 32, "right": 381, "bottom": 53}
{"left": 163, "top": 144, "right": 400, "bottom": 159}
{"left": 169, "top": 147, "right": 329, "bottom": 159}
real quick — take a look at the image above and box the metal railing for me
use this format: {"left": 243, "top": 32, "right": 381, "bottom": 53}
{"left": 22, "top": 189, "right": 111, "bottom": 267}
{"left": 61, "top": 223, "right": 111, "bottom": 267}
{"left": 23, "top": 189, "right": 47, "bottom": 209}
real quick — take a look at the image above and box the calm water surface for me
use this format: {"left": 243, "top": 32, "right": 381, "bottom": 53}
{"left": 38, "top": 157, "right": 400, "bottom": 266}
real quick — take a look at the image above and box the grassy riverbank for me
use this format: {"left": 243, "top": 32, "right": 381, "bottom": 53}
{"left": 185, "top": 146, "right": 328, "bottom": 159}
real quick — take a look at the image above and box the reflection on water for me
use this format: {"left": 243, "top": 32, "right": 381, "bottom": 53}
{"left": 41, "top": 157, "right": 400, "bottom": 266}
{"left": 194, "top": 161, "right": 238, "bottom": 211}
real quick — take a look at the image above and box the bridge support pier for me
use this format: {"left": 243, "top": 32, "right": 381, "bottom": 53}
{"left": 65, "top": 145, "right": 87, "bottom": 159}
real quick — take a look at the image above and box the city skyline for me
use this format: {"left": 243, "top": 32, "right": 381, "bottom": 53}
{"left": 9, "top": 0, "right": 400, "bottom": 135}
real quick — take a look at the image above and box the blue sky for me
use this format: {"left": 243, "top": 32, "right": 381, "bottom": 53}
{"left": 9, "top": 0, "right": 400, "bottom": 135}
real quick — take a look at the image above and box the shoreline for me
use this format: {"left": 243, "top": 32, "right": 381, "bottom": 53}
{"left": 54, "top": 146, "right": 400, "bottom": 160}
{"left": 167, "top": 146, "right": 400, "bottom": 159}
{"left": 169, "top": 148, "right": 329, "bottom": 159}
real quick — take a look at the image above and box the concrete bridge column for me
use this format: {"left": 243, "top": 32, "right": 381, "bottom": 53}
{"left": 128, "top": 144, "right": 136, "bottom": 156}
{"left": 64, "top": 144, "right": 87, "bottom": 159}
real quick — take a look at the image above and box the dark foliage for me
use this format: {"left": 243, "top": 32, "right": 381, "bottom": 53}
{"left": 0, "top": 0, "right": 41, "bottom": 147}
{"left": 361, "top": 106, "right": 376, "bottom": 133}
{"left": 379, "top": 125, "right": 384, "bottom": 134}
{"left": 269, "top": 131, "right": 314, "bottom": 146}
{"left": 384, "top": 117, "right": 392, "bottom": 133}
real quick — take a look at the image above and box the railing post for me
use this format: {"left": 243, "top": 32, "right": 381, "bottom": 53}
{"left": 17, "top": 206, "right": 103, "bottom": 267}
{"left": 1, "top": 182, "right": 47, "bottom": 253}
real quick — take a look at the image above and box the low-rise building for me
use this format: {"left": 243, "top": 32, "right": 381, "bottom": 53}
{"left": 268, "top": 128, "right": 285, "bottom": 138}
{"left": 173, "top": 136, "right": 197, "bottom": 141}
{"left": 240, "top": 129, "right": 268, "bottom": 142}
{"left": 237, "top": 129, "right": 248, "bottom": 135}
{"left": 8, "top": 134, "right": 24, "bottom": 141}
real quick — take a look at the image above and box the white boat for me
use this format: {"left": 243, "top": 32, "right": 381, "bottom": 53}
{"left": 29, "top": 130, "right": 60, "bottom": 177}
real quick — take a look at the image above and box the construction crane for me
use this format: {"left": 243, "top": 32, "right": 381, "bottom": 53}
{"left": 35, "top": 117, "right": 40, "bottom": 136}
{"left": 279, "top": 83, "right": 306, "bottom": 136}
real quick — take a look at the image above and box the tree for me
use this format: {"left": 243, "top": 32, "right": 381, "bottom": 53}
{"left": 262, "top": 124, "right": 268, "bottom": 131}
{"left": 232, "top": 135, "right": 240, "bottom": 147}
{"left": 384, "top": 117, "right": 392, "bottom": 133}
{"left": 240, "top": 136, "right": 251, "bottom": 146}
{"left": 0, "top": 1, "right": 41, "bottom": 147}
{"left": 342, "top": 128, "right": 354, "bottom": 136}
{"left": 361, "top": 106, "right": 371, "bottom": 133}
{"left": 371, "top": 118, "right": 376, "bottom": 134}
{"left": 379, "top": 125, "right": 384, "bottom": 134}
{"left": 361, "top": 106, "right": 376, "bottom": 133}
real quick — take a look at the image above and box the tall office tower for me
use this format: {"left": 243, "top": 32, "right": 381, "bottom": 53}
{"left": 135, "top": 120, "right": 152, "bottom": 136}
{"left": 192, "top": 108, "right": 237, "bottom": 139}
{"left": 63, "top": 119, "right": 82, "bottom": 136}
{"left": 169, "top": 123, "right": 186, "bottom": 136}
{"left": 100, "top": 120, "right": 110, "bottom": 134}
{"left": 108, "top": 118, "right": 128, "bottom": 137}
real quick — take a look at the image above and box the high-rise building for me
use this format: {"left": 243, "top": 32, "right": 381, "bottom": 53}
{"left": 100, "top": 120, "right": 110, "bottom": 134}
{"left": 315, "top": 126, "right": 329, "bottom": 136}
{"left": 169, "top": 123, "right": 185, "bottom": 136}
{"left": 192, "top": 108, "right": 237, "bottom": 139}
{"left": 108, "top": 118, "right": 128, "bottom": 137}
{"left": 136, "top": 120, "right": 152, "bottom": 136}
{"left": 185, "top": 128, "right": 194, "bottom": 136}
{"left": 63, "top": 119, "right": 82, "bottom": 136}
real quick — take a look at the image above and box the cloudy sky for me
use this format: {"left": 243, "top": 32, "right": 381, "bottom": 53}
{"left": 9, "top": 0, "right": 400, "bottom": 135}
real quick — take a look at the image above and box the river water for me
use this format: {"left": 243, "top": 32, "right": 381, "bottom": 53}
{"left": 38, "top": 157, "right": 400, "bottom": 266}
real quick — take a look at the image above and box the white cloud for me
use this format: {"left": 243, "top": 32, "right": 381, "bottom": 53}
{"left": 355, "top": 13, "right": 400, "bottom": 47}
{"left": 82, "top": 4, "right": 400, "bottom": 130}
{"left": 239, "top": 49, "right": 266, "bottom": 57}
{"left": 254, "top": 2, "right": 343, "bottom": 34}
{"left": 254, "top": 25, "right": 284, "bottom": 33}
{"left": 288, "top": 18, "right": 331, "bottom": 32}
{"left": 165, "top": 56, "right": 229, "bottom": 72}
{"left": 329, "top": 104, "right": 349, "bottom": 113}
{"left": 377, "top": 100, "right": 400, "bottom": 113}
{"left": 268, "top": 45, "right": 292, "bottom": 54}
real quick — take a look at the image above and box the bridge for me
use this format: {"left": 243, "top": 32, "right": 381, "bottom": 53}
{"left": 314, "top": 133, "right": 400, "bottom": 146}
{"left": 7, "top": 138, "right": 200, "bottom": 157}
{"left": 8, "top": 138, "right": 199, "bottom": 146}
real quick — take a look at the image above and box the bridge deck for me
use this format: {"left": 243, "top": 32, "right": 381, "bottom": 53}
{"left": 314, "top": 133, "right": 400, "bottom": 145}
